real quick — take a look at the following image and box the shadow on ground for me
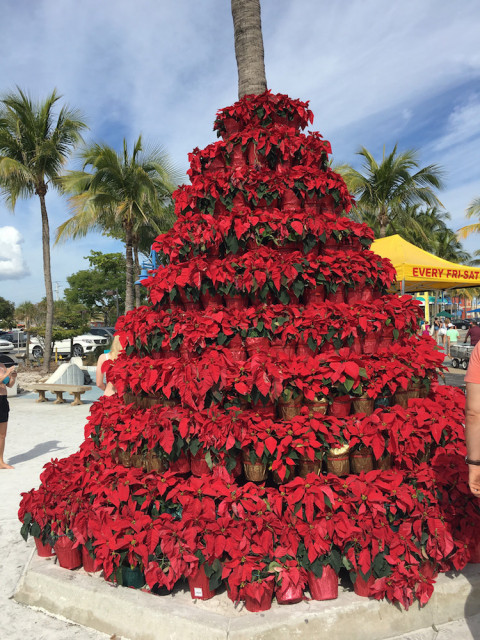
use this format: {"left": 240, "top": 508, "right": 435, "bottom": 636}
{"left": 8, "top": 440, "right": 67, "bottom": 465}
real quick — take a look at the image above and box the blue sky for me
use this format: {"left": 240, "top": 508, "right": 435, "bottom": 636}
{"left": 0, "top": 0, "right": 479, "bottom": 305}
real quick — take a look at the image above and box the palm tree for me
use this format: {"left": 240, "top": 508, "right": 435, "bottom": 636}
{"left": 338, "top": 146, "right": 445, "bottom": 237}
{"left": 0, "top": 88, "right": 86, "bottom": 372}
{"left": 231, "top": 0, "right": 267, "bottom": 98}
{"left": 457, "top": 196, "right": 480, "bottom": 239}
{"left": 57, "top": 136, "right": 179, "bottom": 312}
{"left": 400, "top": 206, "right": 451, "bottom": 252}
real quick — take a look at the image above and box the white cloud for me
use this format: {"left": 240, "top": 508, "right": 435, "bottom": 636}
{"left": 0, "top": 227, "right": 30, "bottom": 281}
{"left": 434, "top": 94, "right": 480, "bottom": 152}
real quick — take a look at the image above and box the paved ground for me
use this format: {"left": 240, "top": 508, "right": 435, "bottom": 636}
{"left": 1, "top": 369, "right": 479, "bottom": 639}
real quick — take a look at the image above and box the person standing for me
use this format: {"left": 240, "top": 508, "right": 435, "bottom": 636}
{"left": 95, "top": 336, "right": 123, "bottom": 397}
{"left": 438, "top": 319, "right": 448, "bottom": 348}
{"left": 465, "top": 342, "right": 480, "bottom": 495}
{"left": 446, "top": 323, "right": 459, "bottom": 357}
{"left": 0, "top": 363, "right": 18, "bottom": 469}
{"left": 465, "top": 320, "right": 480, "bottom": 347}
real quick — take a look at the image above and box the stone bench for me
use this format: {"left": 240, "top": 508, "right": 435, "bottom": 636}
{"left": 33, "top": 384, "right": 92, "bottom": 406}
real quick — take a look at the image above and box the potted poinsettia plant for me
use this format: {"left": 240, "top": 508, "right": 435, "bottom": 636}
{"left": 277, "top": 385, "right": 304, "bottom": 420}
{"left": 19, "top": 488, "right": 55, "bottom": 557}
{"left": 297, "top": 539, "right": 341, "bottom": 601}
{"left": 271, "top": 557, "right": 307, "bottom": 604}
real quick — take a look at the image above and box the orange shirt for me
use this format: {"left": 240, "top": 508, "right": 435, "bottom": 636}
{"left": 465, "top": 343, "right": 480, "bottom": 384}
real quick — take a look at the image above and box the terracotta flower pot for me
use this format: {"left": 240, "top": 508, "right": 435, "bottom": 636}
{"left": 353, "top": 573, "right": 375, "bottom": 597}
{"left": 278, "top": 401, "right": 303, "bottom": 420}
{"left": 352, "top": 395, "right": 375, "bottom": 416}
{"left": 81, "top": 546, "right": 98, "bottom": 572}
{"left": 223, "top": 117, "right": 241, "bottom": 137}
{"left": 282, "top": 188, "right": 302, "bottom": 210}
{"left": 230, "top": 145, "right": 246, "bottom": 168}
{"left": 169, "top": 451, "right": 191, "bottom": 474}
{"left": 243, "top": 459, "right": 268, "bottom": 482}
{"left": 245, "top": 337, "right": 270, "bottom": 356}
{"left": 145, "top": 452, "right": 167, "bottom": 473}
{"left": 320, "top": 195, "right": 337, "bottom": 216}
{"left": 328, "top": 285, "right": 345, "bottom": 304}
{"left": 297, "top": 342, "right": 316, "bottom": 359}
{"left": 347, "top": 285, "right": 374, "bottom": 305}
{"left": 130, "top": 453, "right": 145, "bottom": 469}
{"left": 298, "top": 458, "right": 322, "bottom": 478}
{"left": 200, "top": 290, "right": 223, "bottom": 308}
{"left": 54, "top": 537, "right": 82, "bottom": 570}
{"left": 303, "top": 285, "right": 326, "bottom": 304}
{"left": 188, "top": 565, "right": 215, "bottom": 600}
{"left": 117, "top": 449, "right": 132, "bottom": 468}
{"left": 324, "top": 235, "right": 338, "bottom": 248}
{"left": 244, "top": 581, "right": 274, "bottom": 612}
{"left": 35, "top": 537, "right": 54, "bottom": 557}
{"left": 406, "top": 387, "right": 420, "bottom": 400}
{"left": 394, "top": 390, "right": 410, "bottom": 409}
{"left": 326, "top": 452, "right": 350, "bottom": 476}
{"left": 276, "top": 581, "right": 303, "bottom": 605}
{"left": 376, "top": 453, "right": 392, "bottom": 470}
{"left": 307, "top": 397, "right": 328, "bottom": 417}
{"left": 225, "top": 295, "right": 245, "bottom": 310}
{"left": 362, "top": 334, "right": 379, "bottom": 355}
{"left": 228, "top": 348, "right": 248, "bottom": 362}
{"left": 308, "top": 566, "right": 338, "bottom": 600}
{"left": 205, "top": 156, "right": 224, "bottom": 173}
{"left": 329, "top": 395, "right": 352, "bottom": 418}
{"left": 350, "top": 449, "right": 374, "bottom": 474}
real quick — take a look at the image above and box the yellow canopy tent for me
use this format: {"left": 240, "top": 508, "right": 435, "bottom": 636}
{"left": 371, "top": 235, "right": 480, "bottom": 293}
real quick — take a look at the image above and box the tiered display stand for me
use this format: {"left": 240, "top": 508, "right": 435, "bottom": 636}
{"left": 19, "top": 92, "right": 479, "bottom": 612}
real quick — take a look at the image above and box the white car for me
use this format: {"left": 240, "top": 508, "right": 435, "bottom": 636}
{"left": 0, "top": 339, "right": 14, "bottom": 353}
{"left": 29, "top": 333, "right": 108, "bottom": 360}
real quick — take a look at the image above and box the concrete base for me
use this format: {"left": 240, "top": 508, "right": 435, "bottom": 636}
{"left": 14, "top": 553, "right": 480, "bottom": 640}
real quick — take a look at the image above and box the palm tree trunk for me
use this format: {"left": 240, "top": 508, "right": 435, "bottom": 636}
{"left": 125, "top": 223, "right": 134, "bottom": 313}
{"left": 379, "top": 209, "right": 388, "bottom": 238}
{"left": 38, "top": 192, "right": 54, "bottom": 373}
{"left": 231, "top": 0, "right": 267, "bottom": 98}
{"left": 134, "top": 244, "right": 141, "bottom": 308}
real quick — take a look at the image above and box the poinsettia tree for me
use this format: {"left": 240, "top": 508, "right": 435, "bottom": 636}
{"left": 19, "top": 91, "right": 480, "bottom": 612}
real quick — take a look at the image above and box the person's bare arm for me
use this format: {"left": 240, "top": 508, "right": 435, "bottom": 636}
{"left": 6, "top": 366, "right": 17, "bottom": 387}
{"left": 465, "top": 382, "right": 480, "bottom": 494}
{"left": 96, "top": 354, "right": 106, "bottom": 391}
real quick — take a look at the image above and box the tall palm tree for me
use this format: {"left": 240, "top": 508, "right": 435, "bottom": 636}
{"left": 338, "top": 146, "right": 445, "bottom": 237}
{"left": 231, "top": 0, "right": 267, "bottom": 98}
{"left": 0, "top": 88, "right": 86, "bottom": 372}
{"left": 400, "top": 206, "right": 451, "bottom": 252}
{"left": 457, "top": 196, "right": 480, "bottom": 239}
{"left": 57, "top": 136, "right": 179, "bottom": 312}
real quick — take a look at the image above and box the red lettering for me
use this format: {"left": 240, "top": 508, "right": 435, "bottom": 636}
{"left": 413, "top": 267, "right": 419, "bottom": 277}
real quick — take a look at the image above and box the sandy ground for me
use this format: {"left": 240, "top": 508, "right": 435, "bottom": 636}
{"left": 1, "top": 379, "right": 480, "bottom": 639}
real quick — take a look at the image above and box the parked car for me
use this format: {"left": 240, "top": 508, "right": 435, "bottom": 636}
{"left": 0, "top": 330, "right": 28, "bottom": 347}
{"left": 451, "top": 320, "right": 471, "bottom": 330}
{"left": 29, "top": 333, "right": 108, "bottom": 360}
{"left": 0, "top": 339, "right": 14, "bottom": 353}
{"left": 89, "top": 327, "right": 115, "bottom": 341}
